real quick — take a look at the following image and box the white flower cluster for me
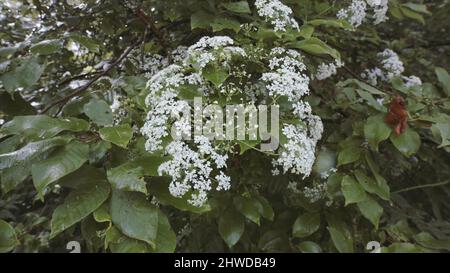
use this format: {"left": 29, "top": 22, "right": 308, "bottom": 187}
{"left": 303, "top": 181, "right": 328, "bottom": 203}
{"left": 337, "top": 0, "right": 388, "bottom": 28}
{"left": 158, "top": 136, "right": 230, "bottom": 207}
{"left": 128, "top": 46, "right": 188, "bottom": 78}
{"left": 141, "top": 64, "right": 198, "bottom": 152}
{"left": 141, "top": 37, "right": 243, "bottom": 206}
{"left": 274, "top": 100, "right": 324, "bottom": 178}
{"left": 142, "top": 36, "right": 324, "bottom": 205}
{"left": 362, "top": 49, "right": 421, "bottom": 88}
{"left": 255, "top": 0, "right": 299, "bottom": 32}
{"left": 378, "top": 49, "right": 405, "bottom": 79}
{"left": 259, "top": 49, "right": 323, "bottom": 178}
{"left": 403, "top": 75, "right": 422, "bottom": 88}
{"left": 261, "top": 47, "right": 309, "bottom": 101}
{"left": 315, "top": 59, "right": 344, "bottom": 80}
{"left": 186, "top": 36, "right": 246, "bottom": 70}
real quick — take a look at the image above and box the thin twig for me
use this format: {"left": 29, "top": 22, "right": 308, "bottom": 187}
{"left": 392, "top": 180, "right": 450, "bottom": 194}
{"left": 40, "top": 38, "right": 143, "bottom": 114}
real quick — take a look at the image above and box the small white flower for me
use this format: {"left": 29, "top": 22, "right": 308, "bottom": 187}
{"left": 403, "top": 75, "right": 422, "bottom": 88}
{"left": 255, "top": 0, "right": 299, "bottom": 32}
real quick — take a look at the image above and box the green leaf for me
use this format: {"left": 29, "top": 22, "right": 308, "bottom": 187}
{"left": 50, "top": 181, "right": 110, "bottom": 238}
{"left": 221, "top": 1, "right": 251, "bottom": 14}
{"left": 400, "top": 6, "right": 425, "bottom": 24}
{"left": 218, "top": 209, "right": 245, "bottom": 248}
{"left": 0, "top": 56, "right": 45, "bottom": 93}
{"left": 292, "top": 212, "right": 320, "bottom": 238}
{"left": 307, "top": 19, "right": 352, "bottom": 29}
{"left": 357, "top": 195, "right": 383, "bottom": 229}
{"left": 107, "top": 164, "right": 147, "bottom": 194}
{"left": 99, "top": 124, "right": 133, "bottom": 148}
{"left": 211, "top": 17, "right": 241, "bottom": 33}
{"left": 255, "top": 196, "right": 274, "bottom": 221}
{"left": 401, "top": 3, "right": 431, "bottom": 15}
{"left": 110, "top": 190, "right": 159, "bottom": 249}
{"left": 238, "top": 140, "right": 260, "bottom": 155}
{"left": 290, "top": 38, "right": 340, "bottom": 60}
{"left": 0, "top": 219, "right": 17, "bottom": 253}
{"left": 93, "top": 203, "right": 111, "bottom": 224}
{"left": 327, "top": 226, "right": 354, "bottom": 253}
{"left": 32, "top": 141, "right": 89, "bottom": 197}
{"left": 0, "top": 92, "right": 36, "bottom": 117}
{"left": 364, "top": 114, "right": 391, "bottom": 151}
{"left": 298, "top": 241, "right": 322, "bottom": 253}
{"left": 30, "top": 39, "right": 62, "bottom": 55}
{"left": 341, "top": 175, "right": 367, "bottom": 206}
{"left": 191, "top": 11, "right": 213, "bottom": 30}
{"left": 356, "top": 90, "right": 386, "bottom": 112}
{"left": 354, "top": 170, "right": 390, "bottom": 201}
{"left": 70, "top": 34, "right": 100, "bottom": 53}
{"left": 149, "top": 177, "right": 211, "bottom": 213}
{"left": 381, "top": 243, "right": 427, "bottom": 253}
{"left": 298, "top": 25, "right": 314, "bottom": 39}
{"left": 337, "top": 138, "right": 362, "bottom": 166}
{"left": 435, "top": 67, "right": 450, "bottom": 96}
{"left": 107, "top": 226, "right": 151, "bottom": 253}
{"left": 1, "top": 163, "right": 31, "bottom": 194}
{"left": 234, "top": 196, "right": 263, "bottom": 225}
{"left": 390, "top": 128, "right": 421, "bottom": 157}
{"left": 203, "top": 64, "right": 229, "bottom": 87}
{"left": 0, "top": 136, "right": 70, "bottom": 170}
{"left": 414, "top": 232, "right": 450, "bottom": 251}
{"left": 83, "top": 99, "right": 113, "bottom": 126}
{"left": 430, "top": 114, "right": 450, "bottom": 148}
{"left": 1, "top": 115, "right": 89, "bottom": 139}
{"left": 58, "top": 164, "right": 106, "bottom": 189}
{"left": 153, "top": 210, "right": 176, "bottom": 253}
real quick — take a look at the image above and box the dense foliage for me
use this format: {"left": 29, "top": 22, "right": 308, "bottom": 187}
{"left": 0, "top": 0, "right": 449, "bottom": 253}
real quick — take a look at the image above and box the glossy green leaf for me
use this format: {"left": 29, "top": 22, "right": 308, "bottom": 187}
{"left": 30, "top": 39, "right": 62, "bottom": 55}
{"left": 364, "top": 114, "right": 391, "bottom": 151}
{"left": 341, "top": 175, "right": 367, "bottom": 206}
{"left": 357, "top": 195, "right": 383, "bottom": 229}
{"left": 255, "top": 196, "right": 274, "bottom": 221}
{"left": 50, "top": 181, "right": 110, "bottom": 238}
{"left": 83, "top": 99, "right": 113, "bottom": 126}
{"left": 110, "top": 190, "right": 159, "bottom": 248}
{"left": 0, "top": 56, "right": 45, "bottom": 93}
{"left": 291, "top": 38, "right": 340, "bottom": 60}
{"left": 32, "top": 141, "right": 89, "bottom": 197}
{"left": 107, "top": 164, "right": 147, "bottom": 194}
{"left": 298, "top": 241, "right": 322, "bottom": 253}
{"left": 327, "top": 226, "right": 354, "bottom": 253}
{"left": 354, "top": 170, "right": 390, "bottom": 201}
{"left": 99, "top": 124, "right": 133, "bottom": 148}
{"left": 390, "top": 128, "right": 421, "bottom": 157}
{"left": 153, "top": 210, "right": 176, "bottom": 253}
{"left": 211, "top": 17, "right": 241, "bottom": 33}
{"left": 1, "top": 115, "right": 89, "bottom": 139}
{"left": 435, "top": 67, "right": 450, "bottom": 96}
{"left": 0, "top": 219, "right": 17, "bottom": 253}
{"left": 203, "top": 64, "right": 229, "bottom": 87}
{"left": 414, "top": 232, "right": 450, "bottom": 251}
{"left": 0, "top": 136, "right": 70, "bottom": 170}
{"left": 218, "top": 209, "right": 245, "bottom": 248}
{"left": 292, "top": 212, "right": 320, "bottom": 238}
{"left": 234, "top": 196, "right": 263, "bottom": 225}
{"left": 221, "top": 1, "right": 251, "bottom": 14}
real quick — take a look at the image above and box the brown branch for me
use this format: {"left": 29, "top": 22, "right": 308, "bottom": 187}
{"left": 40, "top": 38, "right": 143, "bottom": 114}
